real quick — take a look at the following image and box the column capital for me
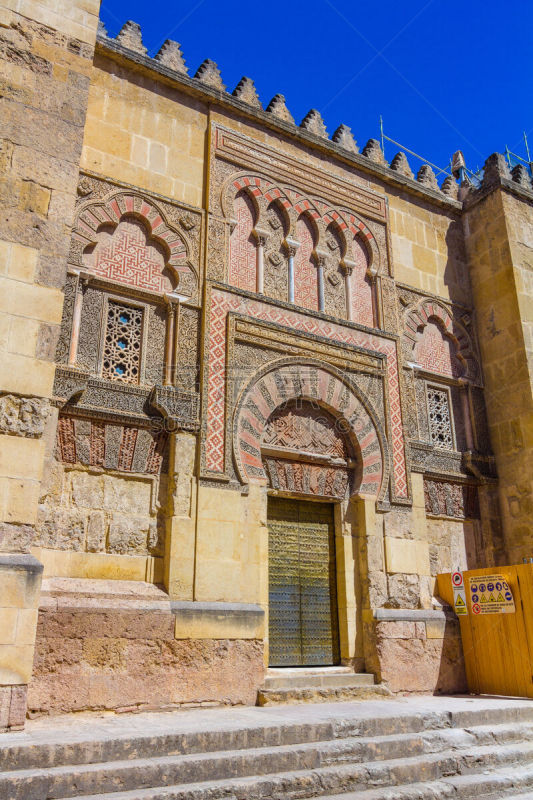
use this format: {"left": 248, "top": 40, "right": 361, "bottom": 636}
{"left": 285, "top": 237, "right": 300, "bottom": 257}
{"left": 253, "top": 227, "right": 270, "bottom": 247}
{"left": 315, "top": 249, "right": 328, "bottom": 267}
{"left": 341, "top": 258, "right": 356, "bottom": 276}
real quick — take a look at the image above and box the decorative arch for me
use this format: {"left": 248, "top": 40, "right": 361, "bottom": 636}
{"left": 403, "top": 299, "right": 478, "bottom": 381}
{"left": 221, "top": 172, "right": 382, "bottom": 275}
{"left": 294, "top": 213, "right": 318, "bottom": 310}
{"left": 71, "top": 190, "right": 195, "bottom": 295}
{"left": 233, "top": 360, "right": 388, "bottom": 500}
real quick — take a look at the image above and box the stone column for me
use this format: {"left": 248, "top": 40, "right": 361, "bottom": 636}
{"left": 315, "top": 250, "right": 327, "bottom": 313}
{"left": 285, "top": 238, "right": 299, "bottom": 303}
{"left": 460, "top": 380, "right": 475, "bottom": 451}
{"left": 254, "top": 229, "right": 269, "bottom": 295}
{"left": 343, "top": 259, "right": 355, "bottom": 321}
{"left": 163, "top": 297, "right": 179, "bottom": 386}
{"left": 68, "top": 272, "right": 89, "bottom": 365}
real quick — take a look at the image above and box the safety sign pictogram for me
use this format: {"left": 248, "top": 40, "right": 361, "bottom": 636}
{"left": 451, "top": 571, "right": 468, "bottom": 615}
{"left": 468, "top": 575, "right": 515, "bottom": 614}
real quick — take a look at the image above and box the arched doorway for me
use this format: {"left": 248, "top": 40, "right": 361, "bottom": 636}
{"left": 262, "top": 400, "right": 355, "bottom": 667}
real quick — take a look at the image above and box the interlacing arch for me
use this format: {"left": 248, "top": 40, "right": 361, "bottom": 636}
{"left": 403, "top": 298, "right": 479, "bottom": 381}
{"left": 222, "top": 172, "right": 381, "bottom": 273}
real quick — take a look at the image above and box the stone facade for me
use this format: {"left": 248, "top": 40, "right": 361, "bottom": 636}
{"left": 0, "top": 1, "right": 531, "bottom": 725}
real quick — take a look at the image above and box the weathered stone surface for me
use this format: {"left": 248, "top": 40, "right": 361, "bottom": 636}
{"left": 86, "top": 511, "right": 106, "bottom": 553}
{"left": 232, "top": 77, "right": 261, "bottom": 109}
{"left": 107, "top": 514, "right": 150, "bottom": 554}
{"left": 390, "top": 151, "right": 414, "bottom": 179}
{"left": 115, "top": 20, "right": 147, "bottom": 55}
{"left": 417, "top": 164, "right": 439, "bottom": 191}
{"left": 0, "top": 523, "right": 34, "bottom": 553}
{"left": 386, "top": 573, "right": 420, "bottom": 608}
{"left": 362, "top": 138, "right": 388, "bottom": 165}
{"left": 154, "top": 40, "right": 187, "bottom": 74}
{"left": 0, "top": 394, "right": 49, "bottom": 437}
{"left": 265, "top": 94, "right": 294, "bottom": 124}
{"left": 35, "top": 507, "right": 86, "bottom": 551}
{"left": 332, "top": 124, "right": 358, "bottom": 152}
{"left": 194, "top": 59, "right": 225, "bottom": 91}
{"left": 300, "top": 109, "right": 328, "bottom": 138}
{"left": 29, "top": 586, "right": 264, "bottom": 714}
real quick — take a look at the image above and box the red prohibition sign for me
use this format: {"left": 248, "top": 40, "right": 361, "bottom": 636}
{"left": 472, "top": 603, "right": 481, "bottom": 614}
{"left": 452, "top": 572, "right": 463, "bottom": 587}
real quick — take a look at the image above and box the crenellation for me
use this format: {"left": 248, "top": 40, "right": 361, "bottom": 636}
{"left": 511, "top": 163, "right": 532, "bottom": 189}
{"left": 115, "top": 20, "right": 146, "bottom": 55}
{"left": 154, "top": 39, "right": 188, "bottom": 74}
{"left": 300, "top": 108, "right": 328, "bottom": 139}
{"left": 194, "top": 58, "right": 225, "bottom": 91}
{"left": 332, "top": 123, "right": 358, "bottom": 152}
{"left": 390, "top": 151, "right": 414, "bottom": 179}
{"left": 232, "top": 76, "right": 262, "bottom": 109}
{"left": 362, "top": 138, "right": 388, "bottom": 166}
{"left": 416, "top": 164, "right": 440, "bottom": 192}
{"left": 265, "top": 93, "right": 295, "bottom": 124}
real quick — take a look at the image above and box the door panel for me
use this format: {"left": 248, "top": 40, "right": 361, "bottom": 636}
{"left": 268, "top": 497, "right": 340, "bottom": 667}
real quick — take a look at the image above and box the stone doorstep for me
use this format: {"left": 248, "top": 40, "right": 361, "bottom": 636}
{"left": 262, "top": 670, "right": 376, "bottom": 690}
{"left": 5, "top": 740, "right": 533, "bottom": 800}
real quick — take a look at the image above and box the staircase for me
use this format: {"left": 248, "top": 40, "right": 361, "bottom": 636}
{"left": 257, "top": 667, "right": 392, "bottom": 705}
{"left": 1, "top": 696, "right": 533, "bottom": 799}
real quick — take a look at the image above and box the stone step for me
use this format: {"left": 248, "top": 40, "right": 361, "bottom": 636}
{"left": 262, "top": 672, "right": 376, "bottom": 690}
{"left": 3, "top": 700, "right": 533, "bottom": 774}
{"left": 257, "top": 682, "right": 392, "bottom": 706}
{"left": 3, "top": 739, "right": 533, "bottom": 800}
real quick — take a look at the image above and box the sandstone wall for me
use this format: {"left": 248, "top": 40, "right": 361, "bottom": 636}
{"left": 0, "top": 0, "right": 101, "bottom": 728}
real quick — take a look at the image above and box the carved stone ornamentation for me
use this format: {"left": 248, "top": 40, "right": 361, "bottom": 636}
{"left": 149, "top": 385, "right": 200, "bottom": 430}
{"left": 0, "top": 395, "right": 50, "bottom": 438}
{"left": 424, "top": 478, "right": 480, "bottom": 519}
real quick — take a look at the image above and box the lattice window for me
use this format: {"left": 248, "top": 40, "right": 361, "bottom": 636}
{"left": 427, "top": 386, "right": 454, "bottom": 449}
{"left": 102, "top": 301, "right": 143, "bottom": 384}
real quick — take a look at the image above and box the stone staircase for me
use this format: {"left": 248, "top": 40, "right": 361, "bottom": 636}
{"left": 1, "top": 696, "right": 533, "bottom": 799}
{"left": 257, "top": 667, "right": 392, "bottom": 706}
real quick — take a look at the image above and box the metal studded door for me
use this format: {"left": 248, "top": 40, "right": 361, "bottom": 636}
{"left": 268, "top": 497, "right": 340, "bottom": 666}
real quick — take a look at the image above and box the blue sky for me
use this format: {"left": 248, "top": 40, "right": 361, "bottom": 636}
{"left": 99, "top": 0, "right": 533, "bottom": 177}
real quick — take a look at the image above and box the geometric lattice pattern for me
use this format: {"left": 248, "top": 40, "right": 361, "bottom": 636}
{"left": 102, "top": 301, "right": 143, "bottom": 384}
{"left": 206, "top": 288, "right": 408, "bottom": 499}
{"left": 351, "top": 236, "right": 374, "bottom": 327}
{"left": 87, "top": 218, "right": 174, "bottom": 293}
{"left": 229, "top": 191, "right": 257, "bottom": 292}
{"left": 415, "top": 320, "right": 461, "bottom": 377}
{"left": 294, "top": 216, "right": 318, "bottom": 310}
{"left": 427, "top": 386, "right": 454, "bottom": 450}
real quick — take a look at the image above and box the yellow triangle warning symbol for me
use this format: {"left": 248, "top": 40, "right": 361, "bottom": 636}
{"left": 497, "top": 592, "right": 504, "bottom": 602}
{"left": 455, "top": 595, "right": 465, "bottom": 607}
{"left": 480, "top": 594, "right": 488, "bottom": 603}
{"left": 489, "top": 593, "right": 496, "bottom": 602}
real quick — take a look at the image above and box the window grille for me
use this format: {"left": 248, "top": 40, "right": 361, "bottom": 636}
{"left": 427, "top": 386, "right": 454, "bottom": 449}
{"left": 102, "top": 301, "right": 142, "bottom": 384}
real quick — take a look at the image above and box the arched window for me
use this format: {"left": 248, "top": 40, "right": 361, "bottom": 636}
{"left": 294, "top": 215, "right": 317, "bottom": 310}
{"left": 229, "top": 190, "right": 257, "bottom": 292}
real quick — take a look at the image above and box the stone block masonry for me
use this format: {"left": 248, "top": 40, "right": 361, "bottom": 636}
{"left": 0, "top": 0, "right": 101, "bottom": 728}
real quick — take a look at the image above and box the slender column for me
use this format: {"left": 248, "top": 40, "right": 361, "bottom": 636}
{"left": 315, "top": 250, "right": 327, "bottom": 313}
{"left": 460, "top": 379, "right": 475, "bottom": 450}
{"left": 286, "top": 238, "right": 299, "bottom": 304}
{"left": 68, "top": 271, "right": 89, "bottom": 366}
{"left": 342, "top": 259, "right": 355, "bottom": 321}
{"left": 164, "top": 296, "right": 178, "bottom": 386}
{"left": 254, "top": 228, "right": 269, "bottom": 294}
